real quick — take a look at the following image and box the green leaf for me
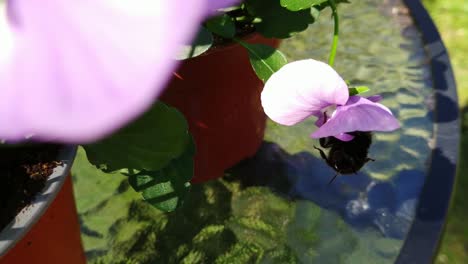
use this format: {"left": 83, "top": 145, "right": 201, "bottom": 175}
{"left": 83, "top": 102, "right": 190, "bottom": 173}
{"left": 237, "top": 41, "right": 288, "bottom": 82}
{"left": 315, "top": 0, "right": 350, "bottom": 11}
{"left": 349, "top": 86, "right": 370, "bottom": 96}
{"left": 205, "top": 14, "right": 236, "bottom": 39}
{"left": 245, "top": 0, "right": 316, "bottom": 38}
{"left": 280, "top": 0, "right": 324, "bottom": 11}
{"left": 310, "top": 0, "right": 329, "bottom": 6}
{"left": 176, "top": 27, "right": 213, "bottom": 60}
{"left": 128, "top": 137, "right": 195, "bottom": 212}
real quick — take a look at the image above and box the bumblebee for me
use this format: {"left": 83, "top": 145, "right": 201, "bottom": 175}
{"left": 314, "top": 131, "right": 374, "bottom": 184}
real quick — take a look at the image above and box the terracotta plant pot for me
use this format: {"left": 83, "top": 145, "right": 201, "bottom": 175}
{"left": 0, "top": 146, "right": 85, "bottom": 263}
{"left": 160, "top": 34, "right": 280, "bottom": 183}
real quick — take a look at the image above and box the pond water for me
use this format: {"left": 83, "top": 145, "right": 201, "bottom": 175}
{"left": 72, "top": 0, "right": 435, "bottom": 263}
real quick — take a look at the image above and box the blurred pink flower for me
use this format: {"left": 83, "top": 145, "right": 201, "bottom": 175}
{"left": 0, "top": 0, "right": 237, "bottom": 143}
{"left": 261, "top": 59, "right": 400, "bottom": 141}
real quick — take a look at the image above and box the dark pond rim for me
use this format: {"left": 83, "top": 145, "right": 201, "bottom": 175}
{"left": 396, "top": 0, "right": 460, "bottom": 263}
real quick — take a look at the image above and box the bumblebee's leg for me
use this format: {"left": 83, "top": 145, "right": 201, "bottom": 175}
{"left": 314, "top": 146, "right": 329, "bottom": 161}
{"left": 314, "top": 146, "right": 337, "bottom": 170}
{"left": 319, "top": 137, "right": 332, "bottom": 148}
{"left": 366, "top": 157, "right": 375, "bottom": 162}
{"left": 328, "top": 174, "right": 339, "bottom": 185}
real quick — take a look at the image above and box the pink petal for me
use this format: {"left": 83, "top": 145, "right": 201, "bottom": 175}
{"left": 314, "top": 111, "right": 326, "bottom": 127}
{"left": 367, "top": 95, "right": 383, "bottom": 103}
{"left": 334, "top": 133, "right": 354, "bottom": 141}
{"left": 207, "top": 0, "right": 240, "bottom": 11}
{"left": 311, "top": 96, "right": 400, "bottom": 138}
{"left": 203, "top": 0, "right": 240, "bottom": 17}
{"left": 0, "top": 0, "right": 207, "bottom": 143}
{"left": 261, "top": 59, "right": 349, "bottom": 126}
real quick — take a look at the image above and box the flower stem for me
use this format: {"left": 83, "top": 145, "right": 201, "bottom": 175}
{"left": 328, "top": 0, "right": 339, "bottom": 67}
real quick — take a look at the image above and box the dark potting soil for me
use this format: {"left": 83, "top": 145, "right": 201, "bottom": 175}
{"left": 0, "top": 145, "right": 61, "bottom": 231}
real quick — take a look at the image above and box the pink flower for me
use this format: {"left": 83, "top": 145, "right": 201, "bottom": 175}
{"left": 261, "top": 59, "right": 400, "bottom": 140}
{"left": 0, "top": 0, "right": 237, "bottom": 143}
